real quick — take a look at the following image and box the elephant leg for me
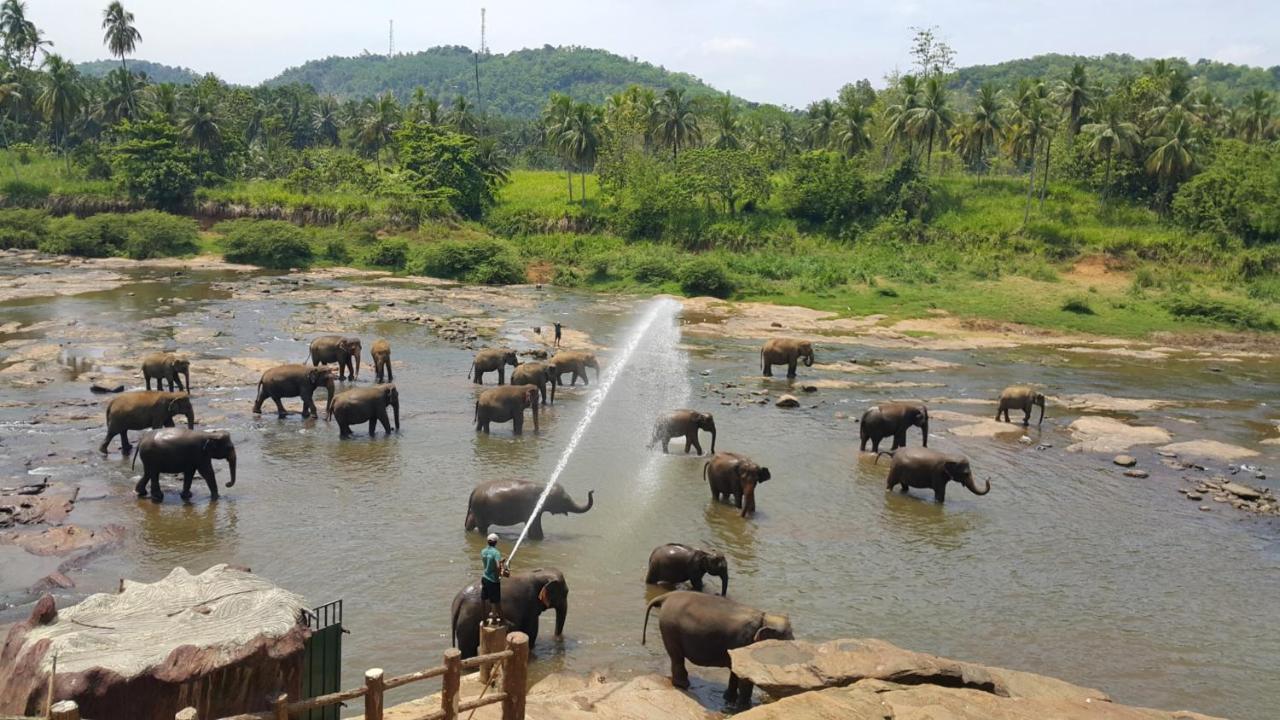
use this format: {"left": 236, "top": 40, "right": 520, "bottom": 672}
{"left": 386, "top": 363, "right": 393, "bottom": 382}
{"left": 134, "top": 472, "right": 149, "bottom": 497}
{"left": 661, "top": 438, "right": 670, "bottom": 454}
{"left": 934, "top": 484, "right": 946, "bottom": 503}
{"left": 736, "top": 678, "right": 755, "bottom": 709}
{"left": 893, "top": 430, "right": 906, "bottom": 450}
{"left": 162, "top": 418, "right": 175, "bottom": 428}
{"left": 690, "top": 576, "right": 703, "bottom": 592}
{"left": 180, "top": 470, "right": 195, "bottom": 501}
{"left": 368, "top": 417, "right": 377, "bottom": 436}
{"left": 474, "top": 368, "right": 482, "bottom": 385}
{"left": 498, "top": 368, "right": 505, "bottom": 385}
{"left": 378, "top": 409, "right": 391, "bottom": 435}
{"left": 724, "top": 672, "right": 739, "bottom": 702}
{"left": 690, "top": 434, "right": 703, "bottom": 455}
{"left": 872, "top": 436, "right": 882, "bottom": 452}
{"left": 199, "top": 462, "right": 218, "bottom": 499}
{"left": 529, "top": 514, "right": 544, "bottom": 540}
{"left": 274, "top": 395, "right": 288, "bottom": 418}
{"left": 513, "top": 414, "right": 523, "bottom": 435}
{"left": 481, "top": 419, "right": 490, "bottom": 434}
{"left": 886, "top": 472, "right": 896, "bottom": 491}
{"left": 787, "top": 359, "right": 797, "bottom": 377}
{"left": 733, "top": 492, "right": 743, "bottom": 509}
{"left": 1022, "top": 408, "right": 1031, "bottom": 425}
{"left": 149, "top": 471, "right": 163, "bottom": 502}
{"left": 763, "top": 361, "right": 773, "bottom": 377}
{"left": 100, "top": 429, "right": 116, "bottom": 454}
{"left": 119, "top": 430, "right": 133, "bottom": 455}
{"left": 663, "top": 633, "right": 690, "bottom": 689}
{"left": 338, "top": 421, "right": 352, "bottom": 438}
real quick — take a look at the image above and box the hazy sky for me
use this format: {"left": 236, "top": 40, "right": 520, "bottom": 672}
{"left": 30, "top": 0, "right": 1280, "bottom": 107}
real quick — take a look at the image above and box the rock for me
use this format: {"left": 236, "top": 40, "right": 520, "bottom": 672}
{"left": 700, "top": 369, "right": 711, "bottom": 376}
{"left": 1200, "top": 505, "right": 1211, "bottom": 511}
{"left": 834, "top": 412, "right": 848, "bottom": 420}
{"left": 1123, "top": 469, "right": 1149, "bottom": 478}
{"left": 800, "top": 385, "right": 817, "bottom": 393}
{"left": 1157, "top": 440, "right": 1259, "bottom": 463}
{"left": 1113, "top": 455, "right": 1137, "bottom": 467}
{"left": 752, "top": 389, "right": 769, "bottom": 396}
{"left": 1019, "top": 435, "right": 1032, "bottom": 444}
{"left": 1066, "top": 417, "right": 1171, "bottom": 454}
{"left": 1220, "top": 481, "right": 1262, "bottom": 501}
{"left": 1186, "top": 492, "right": 1203, "bottom": 500}
{"left": 775, "top": 394, "right": 800, "bottom": 408}
{"left": 770, "top": 321, "right": 783, "bottom": 327}
{"left": 89, "top": 383, "right": 125, "bottom": 394}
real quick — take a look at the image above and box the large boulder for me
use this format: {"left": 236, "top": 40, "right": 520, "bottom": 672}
{"left": 0, "top": 564, "right": 310, "bottom": 720}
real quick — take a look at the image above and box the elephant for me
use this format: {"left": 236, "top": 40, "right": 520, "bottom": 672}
{"left": 132, "top": 428, "right": 236, "bottom": 503}
{"left": 371, "top": 339, "right": 393, "bottom": 383}
{"left": 550, "top": 350, "right": 600, "bottom": 386}
{"left": 859, "top": 402, "right": 929, "bottom": 452}
{"left": 475, "top": 385, "right": 540, "bottom": 435}
{"left": 100, "top": 391, "right": 195, "bottom": 454}
{"left": 464, "top": 479, "right": 594, "bottom": 540}
{"left": 760, "top": 338, "right": 814, "bottom": 378}
{"left": 510, "top": 361, "right": 558, "bottom": 406}
{"left": 331, "top": 384, "right": 400, "bottom": 437}
{"left": 646, "top": 543, "right": 729, "bottom": 596}
{"left": 141, "top": 352, "right": 190, "bottom": 392}
{"left": 879, "top": 447, "right": 990, "bottom": 503}
{"left": 451, "top": 568, "right": 568, "bottom": 659}
{"left": 253, "top": 364, "right": 335, "bottom": 419}
{"left": 469, "top": 349, "right": 518, "bottom": 385}
{"left": 309, "top": 335, "right": 362, "bottom": 381}
{"left": 649, "top": 410, "right": 717, "bottom": 455}
{"left": 642, "top": 591, "right": 793, "bottom": 708}
{"left": 997, "top": 385, "right": 1046, "bottom": 425}
{"left": 704, "top": 452, "right": 771, "bottom": 518}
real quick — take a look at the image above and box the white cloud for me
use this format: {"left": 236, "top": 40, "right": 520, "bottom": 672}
{"left": 702, "top": 36, "right": 756, "bottom": 55}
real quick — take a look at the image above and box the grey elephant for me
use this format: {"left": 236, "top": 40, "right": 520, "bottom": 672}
{"left": 859, "top": 402, "right": 929, "bottom": 452}
{"left": 760, "top": 338, "right": 814, "bottom": 378}
{"left": 253, "top": 364, "right": 335, "bottom": 419}
{"left": 469, "top": 349, "right": 518, "bottom": 385}
{"left": 704, "top": 452, "right": 771, "bottom": 518}
{"left": 550, "top": 350, "right": 600, "bottom": 386}
{"left": 309, "top": 335, "right": 362, "bottom": 381}
{"left": 331, "top": 384, "right": 400, "bottom": 437}
{"left": 100, "top": 391, "right": 195, "bottom": 454}
{"left": 475, "top": 385, "right": 540, "bottom": 435}
{"left": 879, "top": 447, "right": 990, "bottom": 502}
{"left": 997, "top": 385, "right": 1046, "bottom": 425}
{"left": 649, "top": 409, "right": 717, "bottom": 455}
{"left": 464, "top": 479, "right": 594, "bottom": 540}
{"left": 132, "top": 428, "right": 236, "bottom": 503}
{"left": 643, "top": 591, "right": 793, "bottom": 708}
{"left": 141, "top": 352, "right": 190, "bottom": 392}
{"left": 510, "top": 361, "right": 558, "bottom": 405}
{"left": 646, "top": 543, "right": 729, "bottom": 596}
{"left": 451, "top": 567, "right": 568, "bottom": 659}
{"left": 371, "top": 338, "right": 393, "bottom": 383}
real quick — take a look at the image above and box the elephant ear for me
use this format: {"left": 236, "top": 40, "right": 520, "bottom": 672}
{"left": 941, "top": 461, "right": 959, "bottom": 483}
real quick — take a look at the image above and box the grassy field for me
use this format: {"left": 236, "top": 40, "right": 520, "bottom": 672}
{"left": 0, "top": 150, "right": 121, "bottom": 199}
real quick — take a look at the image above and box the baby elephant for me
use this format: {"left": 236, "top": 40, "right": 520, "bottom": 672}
{"left": 142, "top": 352, "right": 191, "bottom": 392}
{"left": 133, "top": 428, "right": 236, "bottom": 503}
{"left": 880, "top": 447, "right": 990, "bottom": 502}
{"left": 371, "top": 339, "right": 393, "bottom": 383}
{"left": 331, "top": 384, "right": 400, "bottom": 437}
{"left": 475, "top": 385, "right": 540, "bottom": 435}
{"left": 996, "top": 385, "right": 1046, "bottom": 425}
{"left": 649, "top": 410, "right": 716, "bottom": 455}
{"left": 704, "top": 452, "right": 771, "bottom": 518}
{"left": 646, "top": 543, "right": 729, "bottom": 596}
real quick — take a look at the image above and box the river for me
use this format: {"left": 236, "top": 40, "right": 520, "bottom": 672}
{"left": 1, "top": 255, "right": 1277, "bottom": 719}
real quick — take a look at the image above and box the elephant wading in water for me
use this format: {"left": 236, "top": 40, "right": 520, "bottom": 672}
{"left": 646, "top": 544, "right": 729, "bottom": 596}
{"left": 331, "top": 384, "right": 400, "bottom": 437}
{"left": 860, "top": 402, "right": 929, "bottom": 452}
{"left": 142, "top": 352, "right": 190, "bottom": 392}
{"left": 309, "top": 335, "right": 361, "bottom": 381}
{"left": 649, "top": 410, "right": 717, "bottom": 455}
{"left": 464, "top": 479, "right": 594, "bottom": 540}
{"left": 550, "top": 351, "right": 599, "bottom": 386}
{"left": 997, "top": 385, "right": 1046, "bottom": 425}
{"left": 100, "top": 391, "right": 195, "bottom": 454}
{"left": 643, "top": 591, "right": 793, "bottom": 708}
{"left": 469, "top": 349, "right": 518, "bottom": 385}
{"left": 371, "top": 339, "right": 393, "bottom": 383}
{"left": 510, "top": 361, "right": 558, "bottom": 406}
{"left": 132, "top": 428, "right": 236, "bottom": 503}
{"left": 451, "top": 568, "right": 568, "bottom": 659}
{"left": 880, "top": 447, "right": 990, "bottom": 503}
{"left": 705, "top": 452, "right": 771, "bottom": 518}
{"left": 253, "top": 364, "right": 335, "bottom": 419}
{"left": 475, "top": 385, "right": 540, "bottom": 435}
{"left": 760, "top": 338, "right": 814, "bottom": 378}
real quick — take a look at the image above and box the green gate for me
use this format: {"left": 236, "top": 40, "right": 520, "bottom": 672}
{"left": 301, "top": 599, "right": 344, "bottom": 720}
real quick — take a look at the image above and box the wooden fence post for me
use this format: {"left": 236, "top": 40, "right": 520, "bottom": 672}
{"left": 49, "top": 700, "right": 80, "bottom": 720}
{"left": 479, "top": 623, "right": 506, "bottom": 684}
{"left": 501, "top": 632, "right": 528, "bottom": 720}
{"left": 175, "top": 708, "right": 200, "bottom": 720}
{"left": 441, "top": 648, "right": 461, "bottom": 720}
{"left": 271, "top": 691, "right": 289, "bottom": 720}
{"left": 364, "top": 668, "right": 385, "bottom": 720}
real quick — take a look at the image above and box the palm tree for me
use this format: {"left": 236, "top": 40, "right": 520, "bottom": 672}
{"left": 775, "top": 115, "right": 801, "bottom": 161}
{"left": 96, "top": 66, "right": 142, "bottom": 124}
{"left": 1056, "top": 63, "right": 1092, "bottom": 138}
{"left": 406, "top": 86, "right": 428, "bottom": 124}
{"left": 183, "top": 91, "right": 222, "bottom": 153}
{"left": 963, "top": 84, "right": 1003, "bottom": 171}
{"left": 1145, "top": 109, "right": 1198, "bottom": 212}
{"left": 357, "top": 92, "right": 400, "bottom": 168}
{"left": 882, "top": 74, "right": 922, "bottom": 161}
{"left": 1080, "top": 98, "right": 1139, "bottom": 201}
{"left": 145, "top": 82, "right": 177, "bottom": 120}
{"left": 709, "top": 94, "right": 740, "bottom": 150}
{"left": 36, "top": 54, "right": 83, "bottom": 168}
{"left": 0, "top": 70, "right": 21, "bottom": 177}
{"left": 805, "top": 99, "right": 837, "bottom": 150}
{"left": 905, "top": 76, "right": 954, "bottom": 173}
{"left": 474, "top": 136, "right": 510, "bottom": 189}
{"left": 655, "top": 87, "right": 700, "bottom": 161}
{"left": 1, "top": 0, "right": 50, "bottom": 69}
{"left": 311, "top": 94, "right": 341, "bottom": 146}
{"left": 1005, "top": 84, "right": 1049, "bottom": 224}
{"left": 101, "top": 2, "right": 140, "bottom": 73}
{"left": 542, "top": 92, "right": 574, "bottom": 201}
{"left": 560, "top": 101, "right": 602, "bottom": 201}
{"left": 834, "top": 100, "right": 872, "bottom": 157}
{"left": 448, "top": 94, "right": 478, "bottom": 135}
{"left": 1239, "top": 89, "right": 1275, "bottom": 143}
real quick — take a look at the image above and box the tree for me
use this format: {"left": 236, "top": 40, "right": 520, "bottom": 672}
{"left": 1239, "top": 89, "right": 1275, "bottom": 144}
{"left": 1145, "top": 108, "right": 1199, "bottom": 212}
{"left": 1, "top": 0, "right": 50, "bottom": 69}
{"left": 908, "top": 25, "right": 956, "bottom": 78}
{"left": 882, "top": 75, "right": 921, "bottom": 159}
{"left": 36, "top": 54, "right": 84, "bottom": 165}
{"left": 101, "top": 2, "right": 140, "bottom": 73}
{"left": 542, "top": 92, "right": 574, "bottom": 201}
{"left": 448, "top": 94, "right": 478, "bottom": 135}
{"left": 357, "top": 91, "right": 399, "bottom": 168}
{"left": 707, "top": 94, "right": 741, "bottom": 150}
{"left": 681, "top": 148, "right": 770, "bottom": 215}
{"left": 905, "top": 76, "right": 954, "bottom": 172}
{"left": 110, "top": 116, "right": 197, "bottom": 210}
{"left": 1081, "top": 98, "right": 1139, "bottom": 200}
{"left": 805, "top": 99, "right": 837, "bottom": 150}
{"left": 1006, "top": 81, "right": 1048, "bottom": 223}
{"left": 834, "top": 100, "right": 872, "bottom": 157}
{"left": 1056, "top": 62, "right": 1092, "bottom": 138}
{"left": 96, "top": 66, "right": 142, "bottom": 124}
{"left": 0, "top": 70, "right": 20, "bottom": 176}
{"left": 396, "top": 123, "right": 493, "bottom": 219}
{"left": 183, "top": 90, "right": 223, "bottom": 154}
{"left": 656, "top": 87, "right": 700, "bottom": 161}
{"left": 952, "top": 84, "right": 1002, "bottom": 171}
{"left": 311, "top": 94, "right": 341, "bottom": 146}
{"left": 560, "top": 101, "right": 602, "bottom": 201}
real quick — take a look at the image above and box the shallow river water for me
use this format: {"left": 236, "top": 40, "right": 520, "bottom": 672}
{"left": 1, "top": 257, "right": 1279, "bottom": 719}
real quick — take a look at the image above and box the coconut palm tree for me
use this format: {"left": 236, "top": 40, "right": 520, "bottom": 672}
{"left": 1, "top": 0, "right": 50, "bottom": 69}
{"left": 101, "top": 2, "right": 140, "bottom": 73}
{"left": 358, "top": 92, "right": 400, "bottom": 168}
{"left": 183, "top": 91, "right": 222, "bottom": 153}
{"left": 144, "top": 82, "right": 177, "bottom": 120}
{"left": 560, "top": 101, "right": 602, "bottom": 201}
{"left": 834, "top": 100, "right": 872, "bottom": 157}
{"left": 882, "top": 75, "right": 922, "bottom": 160}
{"left": 709, "top": 94, "right": 741, "bottom": 150}
{"left": 96, "top": 66, "right": 145, "bottom": 124}
{"left": 0, "top": 70, "right": 21, "bottom": 177}
{"left": 1056, "top": 62, "right": 1092, "bottom": 138}
{"left": 1080, "top": 98, "right": 1139, "bottom": 201}
{"left": 805, "top": 99, "right": 837, "bottom": 150}
{"left": 422, "top": 96, "right": 442, "bottom": 126}
{"left": 1145, "top": 109, "right": 1199, "bottom": 213}
{"left": 311, "top": 94, "right": 341, "bottom": 146}
{"left": 448, "top": 94, "right": 478, "bottom": 135}
{"left": 1239, "top": 89, "right": 1275, "bottom": 144}
{"left": 655, "top": 87, "right": 700, "bottom": 161}
{"left": 542, "top": 92, "right": 574, "bottom": 201}
{"left": 406, "top": 86, "right": 428, "bottom": 124}
{"left": 475, "top": 136, "right": 510, "bottom": 189}
{"left": 36, "top": 54, "right": 83, "bottom": 168}
{"left": 906, "top": 76, "right": 955, "bottom": 173}
{"left": 957, "top": 84, "right": 1003, "bottom": 171}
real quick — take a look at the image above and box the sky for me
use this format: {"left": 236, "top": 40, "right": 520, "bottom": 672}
{"left": 30, "top": 0, "right": 1280, "bottom": 107}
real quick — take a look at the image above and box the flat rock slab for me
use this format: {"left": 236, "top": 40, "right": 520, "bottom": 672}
{"left": 1067, "top": 417, "right": 1171, "bottom": 454}
{"left": 1056, "top": 394, "right": 1177, "bottom": 412}
{"left": 930, "top": 410, "right": 1025, "bottom": 439}
{"left": 1156, "top": 440, "right": 1259, "bottom": 463}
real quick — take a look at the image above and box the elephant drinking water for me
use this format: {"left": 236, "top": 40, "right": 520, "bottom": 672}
{"left": 880, "top": 447, "right": 990, "bottom": 503}
{"left": 464, "top": 478, "right": 594, "bottom": 540}
{"left": 859, "top": 402, "right": 929, "bottom": 452}
{"left": 704, "top": 452, "right": 771, "bottom": 518}
{"left": 331, "top": 383, "right": 400, "bottom": 437}
{"left": 997, "top": 385, "right": 1046, "bottom": 425}
{"left": 649, "top": 409, "right": 717, "bottom": 455}
{"left": 253, "top": 364, "right": 335, "bottom": 419}
{"left": 451, "top": 567, "right": 568, "bottom": 659}
{"left": 100, "top": 391, "right": 195, "bottom": 454}
{"left": 760, "top": 338, "right": 814, "bottom": 378}
{"left": 132, "top": 428, "right": 236, "bottom": 503}
{"left": 646, "top": 543, "right": 729, "bottom": 596}
{"left": 309, "top": 335, "right": 362, "bottom": 381}
{"left": 141, "top": 352, "right": 191, "bottom": 392}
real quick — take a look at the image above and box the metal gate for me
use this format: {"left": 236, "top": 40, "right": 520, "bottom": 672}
{"left": 301, "top": 599, "right": 344, "bottom": 720}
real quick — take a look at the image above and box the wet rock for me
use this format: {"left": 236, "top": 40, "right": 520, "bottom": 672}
{"left": 775, "top": 394, "right": 800, "bottom": 408}
{"left": 1019, "top": 435, "right": 1032, "bottom": 444}
{"left": 800, "top": 385, "right": 817, "bottom": 393}
{"left": 834, "top": 412, "right": 848, "bottom": 420}
{"left": 1220, "top": 481, "right": 1262, "bottom": 501}
{"left": 1158, "top": 440, "right": 1259, "bottom": 463}
{"left": 31, "top": 570, "right": 75, "bottom": 591}
{"left": 1200, "top": 505, "right": 1211, "bottom": 511}
{"left": 1186, "top": 492, "right": 1203, "bottom": 500}
{"left": 1112, "top": 455, "right": 1137, "bottom": 467}
{"left": 89, "top": 383, "right": 124, "bottom": 394}
{"left": 1066, "top": 417, "right": 1171, "bottom": 454}
{"left": 770, "top": 321, "right": 783, "bottom": 328}
{"left": 1123, "top": 469, "right": 1149, "bottom": 478}
{"left": 700, "top": 369, "right": 711, "bottom": 376}
{"left": 752, "top": 389, "right": 769, "bottom": 396}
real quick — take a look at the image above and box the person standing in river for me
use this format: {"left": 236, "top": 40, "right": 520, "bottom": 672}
{"left": 480, "top": 533, "right": 508, "bottom": 624}
{"left": 554, "top": 322, "right": 563, "bottom": 348}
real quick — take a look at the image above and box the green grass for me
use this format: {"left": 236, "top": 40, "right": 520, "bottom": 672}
{"left": 498, "top": 170, "right": 601, "bottom": 214}
{"left": 0, "top": 150, "right": 121, "bottom": 200}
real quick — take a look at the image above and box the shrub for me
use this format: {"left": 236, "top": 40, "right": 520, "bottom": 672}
{"left": 0, "top": 179, "right": 52, "bottom": 205}
{"left": 217, "top": 219, "right": 314, "bottom": 269}
{"left": 0, "top": 227, "right": 38, "bottom": 249}
{"left": 1164, "top": 295, "right": 1277, "bottom": 330}
{"left": 110, "top": 118, "right": 199, "bottom": 210}
{"left": 117, "top": 211, "right": 199, "bottom": 259}
{"left": 322, "top": 237, "right": 351, "bottom": 264}
{"left": 40, "top": 216, "right": 113, "bottom": 257}
{"left": 678, "top": 257, "right": 736, "bottom": 298}
{"left": 0, "top": 208, "right": 50, "bottom": 235}
{"left": 1060, "top": 296, "right": 1095, "bottom": 315}
{"left": 411, "top": 239, "right": 524, "bottom": 285}
{"left": 629, "top": 255, "right": 677, "bottom": 283}
{"left": 363, "top": 239, "right": 409, "bottom": 269}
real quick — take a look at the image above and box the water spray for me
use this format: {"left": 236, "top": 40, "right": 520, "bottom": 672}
{"left": 507, "top": 298, "right": 680, "bottom": 564}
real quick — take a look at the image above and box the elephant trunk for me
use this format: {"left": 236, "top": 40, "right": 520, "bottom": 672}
{"left": 184, "top": 409, "right": 195, "bottom": 429}
{"left": 709, "top": 426, "right": 717, "bottom": 455}
{"left": 324, "top": 381, "right": 335, "bottom": 420}
{"left": 966, "top": 476, "right": 991, "bottom": 495}
{"left": 719, "top": 571, "right": 729, "bottom": 597}
{"left": 184, "top": 369, "right": 191, "bottom": 393}
{"left": 226, "top": 448, "right": 237, "bottom": 487}
{"left": 553, "top": 603, "right": 567, "bottom": 639}
{"left": 1037, "top": 398, "right": 1045, "bottom": 425}
{"left": 803, "top": 351, "right": 814, "bottom": 367}
{"left": 920, "top": 413, "right": 929, "bottom": 448}
{"left": 392, "top": 396, "right": 401, "bottom": 430}
{"left": 355, "top": 353, "right": 361, "bottom": 380}
{"left": 570, "top": 490, "right": 594, "bottom": 514}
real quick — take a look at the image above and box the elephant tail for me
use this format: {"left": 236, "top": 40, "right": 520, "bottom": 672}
{"left": 450, "top": 597, "right": 462, "bottom": 648}
{"left": 642, "top": 592, "right": 670, "bottom": 645}
{"left": 874, "top": 450, "right": 895, "bottom": 465}
{"left": 131, "top": 443, "right": 140, "bottom": 470}
{"left": 759, "top": 346, "right": 765, "bottom": 373}
{"left": 467, "top": 362, "right": 473, "bottom": 380}
{"left": 702, "top": 460, "right": 711, "bottom": 484}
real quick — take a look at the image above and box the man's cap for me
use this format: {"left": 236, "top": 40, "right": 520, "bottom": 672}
{"left": 487, "top": 533, "right": 499, "bottom": 543}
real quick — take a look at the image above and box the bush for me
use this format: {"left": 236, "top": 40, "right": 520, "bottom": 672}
{"left": 629, "top": 255, "right": 677, "bottom": 283}
{"left": 110, "top": 118, "right": 198, "bottom": 210}
{"left": 117, "top": 211, "right": 199, "bottom": 259}
{"left": 0, "top": 179, "right": 52, "bottom": 205}
{"left": 0, "top": 227, "right": 38, "bottom": 249}
{"left": 1060, "top": 295, "right": 1095, "bottom": 315}
{"left": 363, "top": 239, "right": 408, "bottom": 269}
{"left": 322, "top": 237, "right": 351, "bottom": 264}
{"left": 217, "top": 219, "right": 314, "bottom": 269}
{"left": 678, "top": 257, "right": 736, "bottom": 298}
{"left": 1165, "top": 295, "right": 1277, "bottom": 330}
{"left": 410, "top": 239, "right": 524, "bottom": 285}
{"left": 0, "top": 208, "right": 50, "bottom": 235}
{"left": 40, "top": 216, "right": 113, "bottom": 257}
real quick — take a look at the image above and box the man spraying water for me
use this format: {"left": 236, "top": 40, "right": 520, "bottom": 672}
{"left": 480, "top": 533, "right": 509, "bottom": 625}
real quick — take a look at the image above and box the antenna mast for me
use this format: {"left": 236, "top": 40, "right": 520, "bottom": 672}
{"left": 480, "top": 8, "right": 487, "bottom": 54}
{"left": 388, "top": 19, "right": 394, "bottom": 56}
{"left": 474, "top": 8, "right": 485, "bottom": 133}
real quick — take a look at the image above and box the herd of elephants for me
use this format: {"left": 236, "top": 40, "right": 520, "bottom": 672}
{"left": 98, "top": 331, "right": 1046, "bottom": 708}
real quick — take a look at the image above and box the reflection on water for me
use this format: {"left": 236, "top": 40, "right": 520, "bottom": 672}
{"left": 1, "top": 259, "right": 1279, "bottom": 720}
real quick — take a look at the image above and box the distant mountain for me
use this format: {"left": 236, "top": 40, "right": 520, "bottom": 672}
{"left": 950, "top": 53, "right": 1280, "bottom": 102}
{"left": 266, "top": 45, "right": 728, "bottom": 117}
{"left": 78, "top": 59, "right": 201, "bottom": 85}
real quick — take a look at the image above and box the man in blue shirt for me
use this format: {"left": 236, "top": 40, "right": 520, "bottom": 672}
{"left": 480, "top": 533, "right": 507, "bottom": 624}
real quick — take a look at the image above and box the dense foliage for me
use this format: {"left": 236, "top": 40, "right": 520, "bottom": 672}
{"left": 218, "top": 218, "right": 314, "bottom": 268}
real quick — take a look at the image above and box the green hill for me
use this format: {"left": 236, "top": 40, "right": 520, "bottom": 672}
{"left": 265, "top": 45, "right": 727, "bottom": 117}
{"left": 77, "top": 59, "right": 201, "bottom": 85}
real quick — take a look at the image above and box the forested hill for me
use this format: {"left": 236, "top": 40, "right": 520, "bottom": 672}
{"left": 265, "top": 45, "right": 726, "bottom": 117}
{"left": 77, "top": 59, "right": 201, "bottom": 84}
{"left": 950, "top": 53, "right": 1280, "bottom": 102}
